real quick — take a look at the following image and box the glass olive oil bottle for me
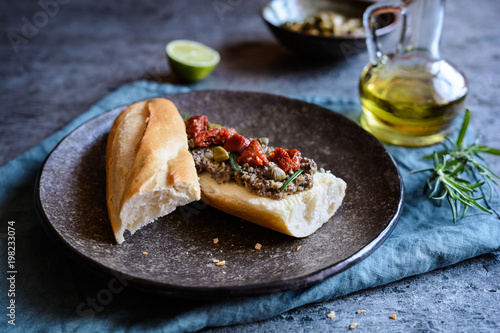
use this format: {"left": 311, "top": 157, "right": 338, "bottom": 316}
{"left": 360, "top": 0, "right": 468, "bottom": 147}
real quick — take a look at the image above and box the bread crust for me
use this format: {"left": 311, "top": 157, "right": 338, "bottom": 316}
{"left": 199, "top": 172, "right": 346, "bottom": 237}
{"left": 106, "top": 99, "right": 346, "bottom": 241}
{"left": 106, "top": 98, "right": 200, "bottom": 244}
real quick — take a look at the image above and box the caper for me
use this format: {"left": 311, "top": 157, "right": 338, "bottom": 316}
{"left": 208, "top": 123, "right": 221, "bottom": 129}
{"left": 265, "top": 166, "right": 287, "bottom": 181}
{"left": 213, "top": 146, "right": 229, "bottom": 162}
{"left": 273, "top": 167, "right": 287, "bottom": 181}
{"left": 257, "top": 137, "right": 269, "bottom": 149}
{"left": 264, "top": 167, "right": 273, "bottom": 179}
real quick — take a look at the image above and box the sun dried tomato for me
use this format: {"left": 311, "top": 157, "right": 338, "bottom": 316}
{"left": 185, "top": 115, "right": 208, "bottom": 139}
{"left": 193, "top": 127, "right": 234, "bottom": 148}
{"left": 286, "top": 149, "right": 301, "bottom": 170}
{"left": 238, "top": 140, "right": 269, "bottom": 167}
{"left": 223, "top": 133, "right": 250, "bottom": 153}
{"left": 269, "top": 147, "right": 301, "bottom": 172}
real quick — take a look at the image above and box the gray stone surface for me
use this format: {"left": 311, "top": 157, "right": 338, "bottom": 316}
{"left": 205, "top": 252, "right": 500, "bottom": 332}
{"left": 2, "top": 0, "right": 500, "bottom": 331}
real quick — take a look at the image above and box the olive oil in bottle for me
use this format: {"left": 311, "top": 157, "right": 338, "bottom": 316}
{"left": 359, "top": 58, "right": 468, "bottom": 147}
{"left": 361, "top": 0, "right": 468, "bottom": 147}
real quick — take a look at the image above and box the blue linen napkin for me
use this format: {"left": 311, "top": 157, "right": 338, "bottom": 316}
{"left": 1, "top": 81, "right": 499, "bottom": 332}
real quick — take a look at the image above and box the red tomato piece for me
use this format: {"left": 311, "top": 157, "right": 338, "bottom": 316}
{"left": 223, "top": 133, "right": 250, "bottom": 153}
{"left": 185, "top": 115, "right": 208, "bottom": 139}
{"left": 287, "top": 149, "right": 301, "bottom": 171}
{"left": 193, "top": 127, "right": 233, "bottom": 148}
{"left": 238, "top": 140, "right": 269, "bottom": 167}
{"left": 269, "top": 148, "right": 301, "bottom": 172}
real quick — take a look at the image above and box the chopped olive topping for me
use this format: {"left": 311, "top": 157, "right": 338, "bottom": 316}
{"left": 186, "top": 115, "right": 318, "bottom": 199}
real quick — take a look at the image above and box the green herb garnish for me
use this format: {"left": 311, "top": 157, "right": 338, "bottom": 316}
{"left": 229, "top": 153, "right": 242, "bottom": 172}
{"left": 411, "top": 109, "right": 500, "bottom": 222}
{"left": 280, "top": 169, "right": 304, "bottom": 193}
{"left": 184, "top": 112, "right": 190, "bottom": 122}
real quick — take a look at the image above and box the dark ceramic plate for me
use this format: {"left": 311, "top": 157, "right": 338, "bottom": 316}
{"left": 35, "top": 91, "right": 403, "bottom": 299}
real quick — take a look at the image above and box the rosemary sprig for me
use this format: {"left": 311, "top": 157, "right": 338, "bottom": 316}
{"left": 280, "top": 169, "right": 304, "bottom": 192}
{"left": 411, "top": 109, "right": 500, "bottom": 222}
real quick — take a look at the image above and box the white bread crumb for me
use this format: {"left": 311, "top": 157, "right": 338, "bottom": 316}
{"left": 326, "top": 311, "right": 336, "bottom": 319}
{"left": 349, "top": 323, "right": 360, "bottom": 330}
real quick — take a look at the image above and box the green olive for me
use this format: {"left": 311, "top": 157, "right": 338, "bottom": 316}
{"left": 257, "top": 137, "right": 269, "bottom": 149}
{"left": 281, "top": 11, "right": 363, "bottom": 37}
{"left": 213, "top": 146, "right": 229, "bottom": 162}
{"left": 265, "top": 166, "right": 287, "bottom": 181}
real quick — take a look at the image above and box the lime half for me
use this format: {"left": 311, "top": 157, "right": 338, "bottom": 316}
{"left": 166, "top": 40, "right": 220, "bottom": 82}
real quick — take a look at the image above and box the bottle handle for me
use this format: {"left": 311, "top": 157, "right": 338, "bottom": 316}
{"left": 363, "top": 1, "right": 403, "bottom": 65}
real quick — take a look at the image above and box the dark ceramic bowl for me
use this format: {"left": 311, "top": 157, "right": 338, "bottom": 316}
{"left": 261, "top": 0, "right": 397, "bottom": 60}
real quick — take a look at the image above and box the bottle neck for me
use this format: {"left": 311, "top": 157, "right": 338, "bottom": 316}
{"left": 397, "top": 0, "right": 444, "bottom": 60}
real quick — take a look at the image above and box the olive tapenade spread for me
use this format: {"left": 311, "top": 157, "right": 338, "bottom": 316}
{"left": 186, "top": 115, "right": 318, "bottom": 200}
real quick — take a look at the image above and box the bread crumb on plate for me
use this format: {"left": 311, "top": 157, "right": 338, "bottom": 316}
{"left": 213, "top": 238, "right": 219, "bottom": 244}
{"left": 356, "top": 309, "right": 366, "bottom": 314}
{"left": 142, "top": 251, "right": 148, "bottom": 255}
{"left": 255, "top": 243, "right": 262, "bottom": 250}
{"left": 389, "top": 313, "right": 397, "bottom": 320}
{"left": 349, "top": 323, "right": 360, "bottom": 330}
{"left": 326, "top": 311, "right": 335, "bottom": 319}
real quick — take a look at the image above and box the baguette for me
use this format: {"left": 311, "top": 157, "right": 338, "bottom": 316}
{"left": 199, "top": 172, "right": 346, "bottom": 237}
{"left": 106, "top": 98, "right": 200, "bottom": 244}
{"left": 186, "top": 114, "right": 347, "bottom": 238}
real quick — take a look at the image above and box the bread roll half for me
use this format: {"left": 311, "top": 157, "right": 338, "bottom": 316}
{"left": 106, "top": 98, "right": 201, "bottom": 244}
{"left": 199, "top": 172, "right": 346, "bottom": 237}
